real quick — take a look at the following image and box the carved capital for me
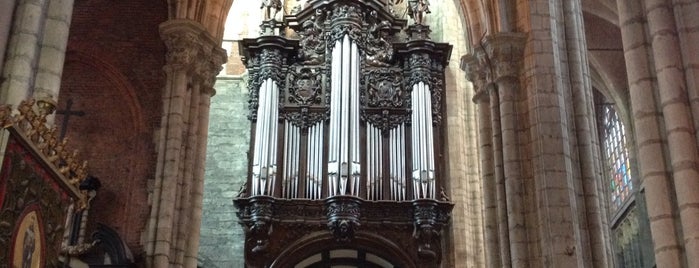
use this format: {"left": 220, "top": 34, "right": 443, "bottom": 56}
{"left": 162, "top": 31, "right": 201, "bottom": 68}
{"left": 483, "top": 32, "right": 526, "bottom": 80}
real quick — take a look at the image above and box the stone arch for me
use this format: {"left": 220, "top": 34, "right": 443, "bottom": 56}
{"left": 59, "top": 48, "right": 151, "bottom": 248}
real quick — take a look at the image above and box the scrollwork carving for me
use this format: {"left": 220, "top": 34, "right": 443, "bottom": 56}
{"left": 363, "top": 111, "right": 409, "bottom": 133}
{"left": 298, "top": 10, "right": 327, "bottom": 65}
{"left": 288, "top": 68, "right": 323, "bottom": 105}
{"left": 246, "top": 197, "right": 274, "bottom": 253}
{"left": 283, "top": 108, "right": 326, "bottom": 129}
{"left": 327, "top": 4, "right": 366, "bottom": 46}
{"left": 365, "top": 12, "right": 393, "bottom": 67}
{"left": 325, "top": 196, "right": 361, "bottom": 243}
{"left": 247, "top": 47, "right": 288, "bottom": 120}
{"left": 364, "top": 68, "right": 404, "bottom": 108}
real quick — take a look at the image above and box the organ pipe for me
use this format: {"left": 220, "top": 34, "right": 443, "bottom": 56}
{"left": 252, "top": 79, "right": 280, "bottom": 196}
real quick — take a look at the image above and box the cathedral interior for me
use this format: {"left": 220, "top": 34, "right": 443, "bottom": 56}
{"left": 0, "top": 0, "right": 698, "bottom": 267}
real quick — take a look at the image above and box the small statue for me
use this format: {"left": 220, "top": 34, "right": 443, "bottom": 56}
{"left": 261, "top": 0, "right": 282, "bottom": 21}
{"left": 440, "top": 187, "right": 450, "bottom": 201}
{"left": 407, "top": 0, "right": 430, "bottom": 25}
{"left": 236, "top": 182, "right": 248, "bottom": 198}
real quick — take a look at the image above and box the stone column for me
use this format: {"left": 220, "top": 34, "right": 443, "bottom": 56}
{"left": 183, "top": 46, "right": 224, "bottom": 268}
{"left": 184, "top": 55, "right": 221, "bottom": 266}
{"left": 462, "top": 52, "right": 500, "bottom": 268}
{"left": 617, "top": 0, "right": 683, "bottom": 266}
{"left": 644, "top": 0, "right": 699, "bottom": 266}
{"left": 33, "top": 0, "right": 75, "bottom": 123}
{"left": 147, "top": 20, "right": 202, "bottom": 267}
{"left": 0, "top": 0, "right": 48, "bottom": 107}
{"left": 485, "top": 32, "right": 527, "bottom": 268}
{"left": 671, "top": 0, "right": 699, "bottom": 146}
{"left": 561, "top": 0, "right": 612, "bottom": 264}
{"left": 0, "top": 0, "right": 17, "bottom": 76}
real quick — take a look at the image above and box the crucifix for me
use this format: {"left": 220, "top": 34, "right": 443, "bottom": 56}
{"left": 56, "top": 99, "right": 85, "bottom": 140}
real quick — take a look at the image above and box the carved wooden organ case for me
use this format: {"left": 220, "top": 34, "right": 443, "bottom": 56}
{"left": 234, "top": 1, "right": 454, "bottom": 267}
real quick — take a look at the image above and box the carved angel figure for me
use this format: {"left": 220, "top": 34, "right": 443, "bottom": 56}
{"left": 366, "top": 13, "right": 393, "bottom": 67}
{"left": 261, "top": 0, "right": 282, "bottom": 21}
{"left": 407, "top": 0, "right": 430, "bottom": 25}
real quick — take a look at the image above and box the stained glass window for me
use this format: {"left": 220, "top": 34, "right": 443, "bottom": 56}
{"left": 601, "top": 104, "right": 633, "bottom": 212}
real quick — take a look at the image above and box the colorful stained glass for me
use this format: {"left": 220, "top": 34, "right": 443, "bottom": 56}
{"left": 601, "top": 105, "right": 633, "bottom": 212}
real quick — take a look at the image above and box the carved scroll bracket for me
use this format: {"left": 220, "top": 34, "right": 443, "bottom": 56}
{"left": 246, "top": 196, "right": 275, "bottom": 254}
{"left": 412, "top": 199, "right": 452, "bottom": 263}
{"left": 325, "top": 196, "right": 362, "bottom": 243}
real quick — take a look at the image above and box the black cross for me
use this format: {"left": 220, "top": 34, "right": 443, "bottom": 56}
{"left": 56, "top": 99, "right": 85, "bottom": 139}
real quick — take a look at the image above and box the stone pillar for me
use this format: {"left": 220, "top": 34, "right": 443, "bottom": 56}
{"left": 0, "top": 0, "right": 48, "bottom": 107}
{"left": 33, "top": 0, "right": 75, "bottom": 122}
{"left": 617, "top": 0, "right": 683, "bottom": 266}
{"left": 147, "top": 19, "right": 223, "bottom": 267}
{"left": 644, "top": 0, "right": 699, "bottom": 266}
{"left": 462, "top": 52, "right": 500, "bottom": 268}
{"left": 561, "top": 0, "right": 612, "bottom": 265}
{"left": 0, "top": 0, "right": 17, "bottom": 76}
{"left": 484, "top": 32, "right": 527, "bottom": 268}
{"left": 183, "top": 46, "right": 224, "bottom": 268}
{"left": 672, "top": 0, "right": 699, "bottom": 146}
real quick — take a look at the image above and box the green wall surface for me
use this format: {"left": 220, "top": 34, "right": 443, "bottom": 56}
{"left": 199, "top": 76, "right": 250, "bottom": 268}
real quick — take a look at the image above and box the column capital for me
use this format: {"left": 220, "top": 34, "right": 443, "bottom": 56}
{"left": 193, "top": 47, "right": 226, "bottom": 95}
{"left": 482, "top": 32, "right": 526, "bottom": 81}
{"left": 461, "top": 48, "right": 490, "bottom": 103}
{"left": 160, "top": 19, "right": 217, "bottom": 70}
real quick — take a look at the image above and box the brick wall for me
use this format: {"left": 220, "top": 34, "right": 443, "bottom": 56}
{"left": 60, "top": 0, "right": 167, "bottom": 257}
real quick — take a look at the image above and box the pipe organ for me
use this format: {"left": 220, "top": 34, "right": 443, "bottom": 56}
{"left": 235, "top": 1, "right": 454, "bottom": 267}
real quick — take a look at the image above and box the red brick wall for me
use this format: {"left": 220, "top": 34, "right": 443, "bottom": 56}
{"left": 60, "top": 0, "right": 168, "bottom": 257}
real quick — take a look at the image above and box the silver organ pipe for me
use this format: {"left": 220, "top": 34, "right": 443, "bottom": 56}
{"left": 390, "top": 128, "right": 396, "bottom": 200}
{"left": 315, "top": 123, "right": 323, "bottom": 199}
{"left": 252, "top": 78, "right": 280, "bottom": 196}
{"left": 305, "top": 122, "right": 324, "bottom": 199}
{"left": 366, "top": 124, "right": 383, "bottom": 200}
{"left": 283, "top": 120, "right": 291, "bottom": 198}
{"left": 410, "top": 82, "right": 435, "bottom": 199}
{"left": 340, "top": 36, "right": 350, "bottom": 196}
{"left": 350, "top": 41, "right": 360, "bottom": 196}
{"left": 328, "top": 39, "right": 341, "bottom": 196}
{"left": 424, "top": 83, "right": 435, "bottom": 198}
{"left": 328, "top": 36, "right": 361, "bottom": 197}
{"left": 292, "top": 125, "right": 300, "bottom": 198}
{"left": 268, "top": 81, "right": 279, "bottom": 195}
{"left": 399, "top": 124, "right": 406, "bottom": 200}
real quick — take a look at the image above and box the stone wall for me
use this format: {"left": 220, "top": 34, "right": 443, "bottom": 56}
{"left": 199, "top": 76, "right": 250, "bottom": 267}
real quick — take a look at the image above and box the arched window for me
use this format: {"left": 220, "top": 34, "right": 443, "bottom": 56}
{"left": 595, "top": 90, "right": 654, "bottom": 268}
{"left": 600, "top": 103, "right": 633, "bottom": 212}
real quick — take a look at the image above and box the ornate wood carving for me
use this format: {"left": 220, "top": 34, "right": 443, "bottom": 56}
{"left": 234, "top": 196, "right": 453, "bottom": 268}
{"left": 237, "top": 1, "right": 453, "bottom": 267}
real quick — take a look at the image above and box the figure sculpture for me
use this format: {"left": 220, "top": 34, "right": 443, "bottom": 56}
{"left": 407, "top": 0, "right": 430, "bottom": 25}
{"left": 261, "top": 0, "right": 282, "bottom": 21}
{"left": 366, "top": 12, "right": 393, "bottom": 67}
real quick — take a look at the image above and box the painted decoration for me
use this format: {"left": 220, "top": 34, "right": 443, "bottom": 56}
{"left": 11, "top": 209, "right": 43, "bottom": 268}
